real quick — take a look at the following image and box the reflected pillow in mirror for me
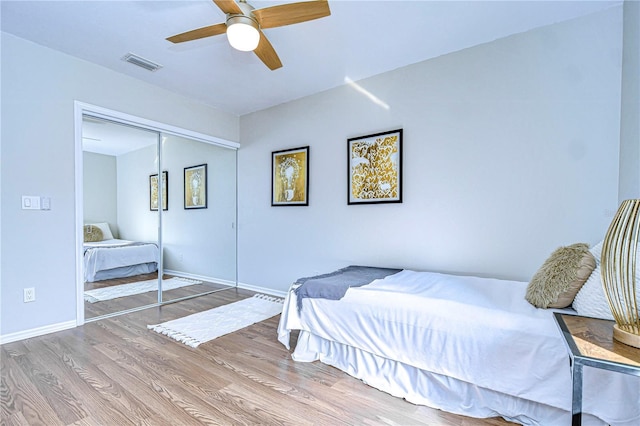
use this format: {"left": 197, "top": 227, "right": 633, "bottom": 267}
{"left": 84, "top": 225, "right": 104, "bottom": 242}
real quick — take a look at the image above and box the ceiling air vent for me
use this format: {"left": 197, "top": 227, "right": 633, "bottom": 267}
{"left": 121, "top": 53, "right": 163, "bottom": 72}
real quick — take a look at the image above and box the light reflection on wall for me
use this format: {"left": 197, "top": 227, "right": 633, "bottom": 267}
{"left": 344, "top": 76, "right": 390, "bottom": 110}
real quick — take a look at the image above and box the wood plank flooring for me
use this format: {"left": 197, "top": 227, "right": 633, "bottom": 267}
{"left": 2, "top": 289, "right": 514, "bottom": 425}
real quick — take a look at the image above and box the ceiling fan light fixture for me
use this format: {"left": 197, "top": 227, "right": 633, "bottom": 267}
{"left": 168, "top": 0, "right": 330, "bottom": 70}
{"left": 226, "top": 15, "right": 260, "bottom": 52}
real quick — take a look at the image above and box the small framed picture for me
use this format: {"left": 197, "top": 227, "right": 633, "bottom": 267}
{"left": 150, "top": 171, "right": 168, "bottom": 211}
{"left": 184, "top": 164, "right": 207, "bottom": 209}
{"left": 348, "top": 129, "right": 402, "bottom": 205}
{"left": 272, "top": 146, "right": 309, "bottom": 206}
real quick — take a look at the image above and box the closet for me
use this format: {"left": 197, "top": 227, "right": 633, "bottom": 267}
{"left": 79, "top": 107, "right": 238, "bottom": 322}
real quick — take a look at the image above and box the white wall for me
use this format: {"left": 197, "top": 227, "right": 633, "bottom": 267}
{"left": 238, "top": 7, "right": 625, "bottom": 293}
{"left": 83, "top": 152, "right": 118, "bottom": 234}
{"left": 0, "top": 32, "right": 239, "bottom": 337}
{"left": 116, "top": 144, "right": 159, "bottom": 243}
{"left": 618, "top": 0, "right": 640, "bottom": 201}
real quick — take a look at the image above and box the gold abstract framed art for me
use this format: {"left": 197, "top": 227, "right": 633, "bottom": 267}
{"left": 150, "top": 171, "right": 168, "bottom": 211}
{"left": 272, "top": 146, "right": 309, "bottom": 206}
{"left": 348, "top": 129, "right": 402, "bottom": 205}
{"left": 184, "top": 164, "right": 207, "bottom": 209}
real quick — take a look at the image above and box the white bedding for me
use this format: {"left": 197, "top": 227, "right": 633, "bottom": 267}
{"left": 278, "top": 269, "right": 640, "bottom": 425}
{"left": 84, "top": 239, "right": 159, "bottom": 282}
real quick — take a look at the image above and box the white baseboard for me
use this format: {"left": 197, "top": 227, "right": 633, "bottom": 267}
{"left": 163, "top": 270, "right": 236, "bottom": 287}
{"left": 0, "top": 320, "right": 76, "bottom": 345}
{"left": 163, "top": 270, "right": 287, "bottom": 298}
{"left": 236, "top": 282, "right": 288, "bottom": 299}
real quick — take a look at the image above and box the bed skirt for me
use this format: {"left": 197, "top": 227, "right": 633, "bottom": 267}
{"left": 290, "top": 330, "right": 607, "bottom": 426}
{"left": 89, "top": 262, "right": 157, "bottom": 282}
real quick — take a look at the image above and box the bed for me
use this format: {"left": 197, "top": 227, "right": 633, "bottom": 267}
{"left": 83, "top": 223, "right": 159, "bottom": 282}
{"left": 277, "top": 263, "right": 640, "bottom": 425}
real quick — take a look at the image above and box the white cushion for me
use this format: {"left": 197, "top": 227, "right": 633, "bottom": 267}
{"left": 572, "top": 241, "right": 613, "bottom": 319}
{"left": 86, "top": 222, "right": 114, "bottom": 240}
{"left": 590, "top": 240, "right": 603, "bottom": 262}
{"left": 571, "top": 264, "right": 614, "bottom": 320}
{"left": 572, "top": 240, "right": 640, "bottom": 320}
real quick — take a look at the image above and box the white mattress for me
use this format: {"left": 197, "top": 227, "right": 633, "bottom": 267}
{"left": 84, "top": 239, "right": 159, "bottom": 282}
{"left": 278, "top": 270, "right": 640, "bottom": 425}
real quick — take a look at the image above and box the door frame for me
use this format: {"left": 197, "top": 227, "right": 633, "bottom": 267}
{"left": 74, "top": 101, "right": 239, "bottom": 325}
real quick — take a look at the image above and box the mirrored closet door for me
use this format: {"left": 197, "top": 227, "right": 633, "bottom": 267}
{"left": 82, "top": 116, "right": 161, "bottom": 320}
{"left": 81, "top": 113, "right": 238, "bottom": 322}
{"left": 159, "top": 134, "right": 237, "bottom": 303}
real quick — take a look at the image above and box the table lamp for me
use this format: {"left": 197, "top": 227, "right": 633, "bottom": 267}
{"left": 601, "top": 199, "right": 640, "bottom": 348}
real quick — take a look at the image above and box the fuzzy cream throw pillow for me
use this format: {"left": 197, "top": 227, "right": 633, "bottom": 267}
{"left": 526, "top": 243, "right": 596, "bottom": 309}
{"left": 83, "top": 225, "right": 104, "bottom": 243}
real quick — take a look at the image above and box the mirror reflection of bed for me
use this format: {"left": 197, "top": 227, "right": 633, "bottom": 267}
{"left": 82, "top": 116, "right": 238, "bottom": 321}
{"left": 82, "top": 218, "right": 235, "bottom": 320}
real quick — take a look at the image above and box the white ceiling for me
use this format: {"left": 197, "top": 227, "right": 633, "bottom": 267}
{"left": 1, "top": 0, "right": 621, "bottom": 117}
{"left": 82, "top": 116, "right": 160, "bottom": 156}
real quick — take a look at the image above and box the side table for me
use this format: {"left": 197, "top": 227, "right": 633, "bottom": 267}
{"left": 553, "top": 312, "right": 640, "bottom": 426}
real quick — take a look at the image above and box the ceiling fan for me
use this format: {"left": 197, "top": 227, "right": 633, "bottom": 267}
{"left": 167, "top": 0, "right": 331, "bottom": 70}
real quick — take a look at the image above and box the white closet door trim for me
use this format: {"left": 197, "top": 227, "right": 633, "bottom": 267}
{"left": 75, "top": 101, "right": 239, "bottom": 149}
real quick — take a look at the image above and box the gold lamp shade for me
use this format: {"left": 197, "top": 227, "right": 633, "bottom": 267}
{"left": 601, "top": 199, "right": 640, "bottom": 348}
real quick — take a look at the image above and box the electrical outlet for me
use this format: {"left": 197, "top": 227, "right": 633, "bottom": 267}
{"left": 24, "top": 287, "right": 36, "bottom": 303}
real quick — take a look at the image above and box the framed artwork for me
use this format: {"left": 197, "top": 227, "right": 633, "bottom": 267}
{"left": 348, "top": 129, "right": 402, "bottom": 205}
{"left": 150, "top": 171, "right": 168, "bottom": 211}
{"left": 272, "top": 146, "right": 309, "bottom": 206}
{"left": 184, "top": 164, "right": 207, "bottom": 209}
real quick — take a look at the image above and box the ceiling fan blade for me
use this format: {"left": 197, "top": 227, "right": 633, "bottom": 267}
{"left": 167, "top": 23, "right": 227, "bottom": 43}
{"left": 254, "top": 31, "right": 282, "bottom": 70}
{"left": 253, "top": 0, "right": 330, "bottom": 29}
{"left": 213, "top": 0, "right": 243, "bottom": 15}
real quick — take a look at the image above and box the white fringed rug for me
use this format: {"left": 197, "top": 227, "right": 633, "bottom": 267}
{"left": 84, "top": 277, "right": 202, "bottom": 303}
{"left": 148, "top": 294, "right": 284, "bottom": 348}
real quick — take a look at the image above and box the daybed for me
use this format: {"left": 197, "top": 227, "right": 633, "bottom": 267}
{"left": 83, "top": 223, "right": 159, "bottom": 282}
{"left": 277, "top": 250, "right": 640, "bottom": 425}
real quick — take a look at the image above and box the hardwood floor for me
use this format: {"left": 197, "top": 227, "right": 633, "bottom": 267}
{"left": 2, "top": 289, "right": 514, "bottom": 425}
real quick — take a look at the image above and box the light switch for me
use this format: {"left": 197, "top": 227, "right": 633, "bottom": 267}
{"left": 22, "top": 196, "right": 40, "bottom": 210}
{"left": 41, "top": 197, "right": 51, "bottom": 210}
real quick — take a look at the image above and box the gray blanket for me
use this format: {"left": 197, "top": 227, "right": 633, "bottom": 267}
{"left": 294, "top": 265, "right": 402, "bottom": 311}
